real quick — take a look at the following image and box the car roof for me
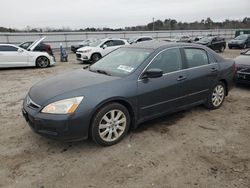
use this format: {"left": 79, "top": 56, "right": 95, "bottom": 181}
{"left": 127, "top": 40, "right": 206, "bottom": 50}
{"left": 0, "top": 44, "right": 18, "bottom": 47}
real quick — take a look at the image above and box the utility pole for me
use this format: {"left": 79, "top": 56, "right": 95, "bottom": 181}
{"left": 152, "top": 17, "right": 155, "bottom": 31}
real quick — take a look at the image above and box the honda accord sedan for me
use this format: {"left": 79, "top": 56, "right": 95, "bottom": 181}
{"left": 22, "top": 41, "right": 235, "bottom": 146}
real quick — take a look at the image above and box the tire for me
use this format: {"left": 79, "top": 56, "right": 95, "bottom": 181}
{"left": 229, "top": 46, "right": 232, "bottom": 49}
{"left": 219, "top": 46, "right": 225, "bottom": 53}
{"left": 91, "top": 53, "right": 101, "bottom": 63}
{"left": 243, "top": 44, "right": 247, "bottom": 49}
{"left": 205, "top": 82, "right": 226, "bottom": 110}
{"left": 36, "top": 56, "right": 50, "bottom": 68}
{"left": 90, "top": 103, "right": 130, "bottom": 146}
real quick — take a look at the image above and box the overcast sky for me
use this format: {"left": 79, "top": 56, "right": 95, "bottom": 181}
{"left": 0, "top": 0, "right": 249, "bottom": 29}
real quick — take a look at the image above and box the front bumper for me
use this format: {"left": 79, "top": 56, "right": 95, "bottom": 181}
{"left": 76, "top": 52, "right": 90, "bottom": 61}
{"left": 235, "top": 69, "right": 250, "bottom": 84}
{"left": 22, "top": 97, "right": 90, "bottom": 141}
{"left": 228, "top": 43, "right": 244, "bottom": 49}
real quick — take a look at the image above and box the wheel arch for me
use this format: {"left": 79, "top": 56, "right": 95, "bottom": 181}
{"left": 219, "top": 79, "right": 228, "bottom": 96}
{"left": 91, "top": 52, "right": 102, "bottom": 60}
{"left": 89, "top": 97, "right": 136, "bottom": 135}
{"left": 35, "top": 55, "right": 50, "bottom": 67}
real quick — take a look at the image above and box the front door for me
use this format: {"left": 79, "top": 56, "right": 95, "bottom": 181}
{"left": 137, "top": 48, "right": 189, "bottom": 120}
{"left": 0, "top": 45, "right": 28, "bottom": 67}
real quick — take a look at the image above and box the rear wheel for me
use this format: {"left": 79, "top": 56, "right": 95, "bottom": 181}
{"left": 36, "top": 56, "right": 50, "bottom": 68}
{"left": 91, "top": 53, "right": 101, "bottom": 63}
{"left": 205, "top": 82, "right": 226, "bottom": 110}
{"left": 90, "top": 103, "right": 130, "bottom": 146}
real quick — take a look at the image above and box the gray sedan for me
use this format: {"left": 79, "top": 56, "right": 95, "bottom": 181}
{"left": 235, "top": 49, "right": 250, "bottom": 84}
{"left": 22, "top": 41, "right": 235, "bottom": 146}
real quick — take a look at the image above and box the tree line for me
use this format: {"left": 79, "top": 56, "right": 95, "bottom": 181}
{"left": 1, "top": 17, "right": 250, "bottom": 32}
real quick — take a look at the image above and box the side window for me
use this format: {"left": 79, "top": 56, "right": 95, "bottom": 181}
{"left": 147, "top": 48, "right": 182, "bottom": 74}
{"left": 103, "top": 40, "right": 114, "bottom": 47}
{"left": 0, "top": 45, "right": 18, "bottom": 52}
{"left": 184, "top": 48, "right": 209, "bottom": 68}
{"left": 207, "top": 53, "right": 217, "bottom": 63}
{"left": 113, "top": 40, "right": 125, "bottom": 46}
{"left": 142, "top": 38, "right": 152, "bottom": 41}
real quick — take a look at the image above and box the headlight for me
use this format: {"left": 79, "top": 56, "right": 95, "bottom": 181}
{"left": 41, "top": 97, "right": 84, "bottom": 114}
{"left": 82, "top": 49, "right": 92, "bottom": 53}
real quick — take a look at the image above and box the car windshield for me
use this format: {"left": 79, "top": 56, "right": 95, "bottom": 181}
{"left": 235, "top": 35, "right": 248, "bottom": 40}
{"left": 19, "top": 42, "right": 33, "bottom": 49}
{"left": 128, "top": 37, "right": 137, "bottom": 44}
{"left": 89, "top": 48, "right": 152, "bottom": 77}
{"left": 198, "top": 37, "right": 213, "bottom": 43}
{"left": 242, "top": 49, "right": 250, "bottom": 55}
{"left": 89, "top": 40, "right": 103, "bottom": 47}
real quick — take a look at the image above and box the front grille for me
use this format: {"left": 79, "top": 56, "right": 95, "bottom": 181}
{"left": 76, "top": 54, "right": 81, "bottom": 58}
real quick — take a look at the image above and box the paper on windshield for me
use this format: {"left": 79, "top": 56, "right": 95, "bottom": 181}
{"left": 117, "top": 65, "right": 134, "bottom": 73}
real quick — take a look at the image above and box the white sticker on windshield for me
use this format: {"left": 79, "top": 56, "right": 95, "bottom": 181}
{"left": 117, "top": 65, "right": 134, "bottom": 73}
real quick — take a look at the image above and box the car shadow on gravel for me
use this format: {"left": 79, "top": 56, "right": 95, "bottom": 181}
{"left": 133, "top": 110, "right": 187, "bottom": 135}
{"left": 235, "top": 83, "right": 250, "bottom": 90}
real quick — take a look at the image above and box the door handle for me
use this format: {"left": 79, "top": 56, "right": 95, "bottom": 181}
{"left": 211, "top": 67, "right": 218, "bottom": 72}
{"left": 177, "top": 75, "right": 187, "bottom": 81}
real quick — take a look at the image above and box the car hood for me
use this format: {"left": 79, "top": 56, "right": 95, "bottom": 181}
{"left": 77, "top": 46, "right": 97, "bottom": 52}
{"left": 29, "top": 69, "right": 119, "bottom": 105}
{"left": 235, "top": 55, "right": 250, "bottom": 66}
{"left": 27, "top": 36, "right": 46, "bottom": 51}
{"left": 196, "top": 41, "right": 208, "bottom": 45}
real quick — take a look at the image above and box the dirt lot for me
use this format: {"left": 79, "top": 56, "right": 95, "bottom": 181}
{"left": 0, "top": 49, "right": 250, "bottom": 188}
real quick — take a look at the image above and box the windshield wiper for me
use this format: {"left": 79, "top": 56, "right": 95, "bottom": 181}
{"left": 89, "top": 68, "right": 112, "bottom": 76}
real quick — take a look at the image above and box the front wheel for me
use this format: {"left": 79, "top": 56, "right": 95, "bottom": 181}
{"left": 36, "top": 56, "right": 50, "bottom": 68}
{"left": 90, "top": 103, "right": 130, "bottom": 146}
{"left": 91, "top": 53, "right": 101, "bottom": 63}
{"left": 205, "top": 82, "right": 226, "bottom": 110}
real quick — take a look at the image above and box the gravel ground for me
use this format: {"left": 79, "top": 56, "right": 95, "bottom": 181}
{"left": 0, "top": 49, "right": 250, "bottom": 188}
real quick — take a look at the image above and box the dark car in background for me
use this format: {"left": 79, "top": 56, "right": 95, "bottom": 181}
{"left": 19, "top": 41, "right": 54, "bottom": 57}
{"left": 22, "top": 41, "right": 235, "bottom": 146}
{"left": 196, "top": 36, "right": 226, "bottom": 52}
{"left": 228, "top": 34, "right": 250, "bottom": 49}
{"left": 71, "top": 39, "right": 96, "bottom": 53}
{"left": 235, "top": 49, "right": 250, "bottom": 84}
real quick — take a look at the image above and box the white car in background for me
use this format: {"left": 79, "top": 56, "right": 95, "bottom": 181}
{"left": 76, "top": 38, "right": 129, "bottom": 63}
{"left": 0, "top": 37, "right": 55, "bottom": 68}
{"left": 128, "top": 36, "right": 153, "bottom": 44}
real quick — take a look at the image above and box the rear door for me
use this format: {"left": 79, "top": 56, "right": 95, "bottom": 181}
{"left": 137, "top": 48, "right": 189, "bottom": 120}
{"left": 0, "top": 45, "right": 28, "bottom": 67}
{"left": 182, "top": 47, "right": 219, "bottom": 103}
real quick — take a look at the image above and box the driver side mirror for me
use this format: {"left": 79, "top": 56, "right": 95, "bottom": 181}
{"left": 18, "top": 48, "right": 24, "bottom": 53}
{"left": 142, "top": 68, "right": 163, "bottom": 79}
{"left": 102, "top": 44, "right": 108, "bottom": 49}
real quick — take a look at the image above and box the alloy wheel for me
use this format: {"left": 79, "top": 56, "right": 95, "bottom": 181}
{"left": 98, "top": 109, "right": 127, "bottom": 142}
{"left": 37, "top": 57, "right": 49, "bottom": 68}
{"left": 212, "top": 85, "right": 225, "bottom": 107}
